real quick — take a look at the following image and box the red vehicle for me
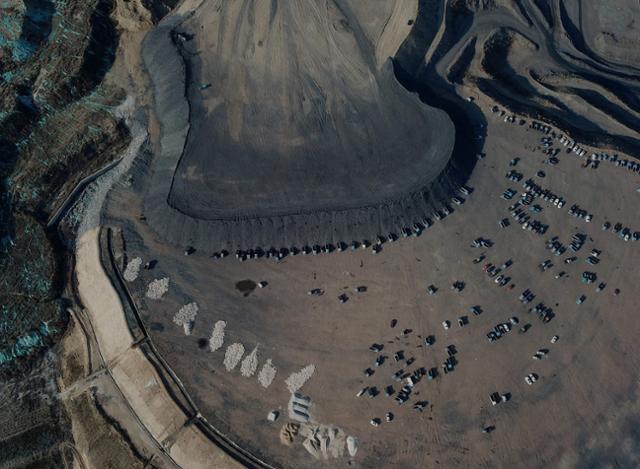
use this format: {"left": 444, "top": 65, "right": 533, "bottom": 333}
{"left": 483, "top": 263, "right": 492, "bottom": 272}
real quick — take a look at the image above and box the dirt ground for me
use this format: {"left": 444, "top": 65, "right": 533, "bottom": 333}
{"left": 106, "top": 95, "right": 640, "bottom": 468}
{"left": 39, "top": 1, "right": 640, "bottom": 467}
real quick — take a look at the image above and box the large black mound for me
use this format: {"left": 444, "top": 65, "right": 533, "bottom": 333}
{"left": 142, "top": 1, "right": 467, "bottom": 251}
{"left": 169, "top": 2, "right": 453, "bottom": 218}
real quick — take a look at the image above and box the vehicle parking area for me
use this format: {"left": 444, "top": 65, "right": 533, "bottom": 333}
{"left": 108, "top": 102, "right": 640, "bottom": 468}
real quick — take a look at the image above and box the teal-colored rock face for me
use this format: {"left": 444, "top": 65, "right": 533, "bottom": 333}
{"left": 0, "top": 320, "right": 57, "bottom": 366}
{"left": 0, "top": 1, "right": 55, "bottom": 62}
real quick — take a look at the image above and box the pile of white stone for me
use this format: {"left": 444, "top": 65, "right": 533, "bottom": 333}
{"left": 146, "top": 277, "right": 169, "bottom": 299}
{"left": 207, "top": 320, "right": 317, "bottom": 392}
{"left": 173, "top": 302, "right": 199, "bottom": 335}
{"left": 123, "top": 257, "right": 142, "bottom": 282}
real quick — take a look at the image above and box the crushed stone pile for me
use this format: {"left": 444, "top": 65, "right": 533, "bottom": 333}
{"left": 240, "top": 346, "right": 259, "bottom": 377}
{"left": 123, "top": 257, "right": 142, "bottom": 282}
{"left": 173, "top": 302, "right": 198, "bottom": 335}
{"left": 223, "top": 343, "right": 245, "bottom": 371}
{"left": 280, "top": 422, "right": 300, "bottom": 446}
{"left": 285, "top": 364, "right": 315, "bottom": 393}
{"left": 209, "top": 320, "right": 226, "bottom": 352}
{"left": 346, "top": 436, "right": 358, "bottom": 457}
{"left": 146, "top": 277, "right": 169, "bottom": 299}
{"left": 258, "top": 358, "right": 277, "bottom": 388}
{"left": 301, "top": 424, "right": 347, "bottom": 460}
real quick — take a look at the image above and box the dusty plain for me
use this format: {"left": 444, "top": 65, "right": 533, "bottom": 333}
{"left": 105, "top": 100, "right": 640, "bottom": 467}
{"left": 5, "top": 0, "right": 637, "bottom": 468}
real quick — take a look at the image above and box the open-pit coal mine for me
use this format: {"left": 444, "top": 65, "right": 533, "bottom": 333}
{"left": 141, "top": 0, "right": 467, "bottom": 252}
{"left": 3, "top": 0, "right": 640, "bottom": 468}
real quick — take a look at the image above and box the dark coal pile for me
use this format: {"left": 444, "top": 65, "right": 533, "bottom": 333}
{"left": 141, "top": 1, "right": 472, "bottom": 252}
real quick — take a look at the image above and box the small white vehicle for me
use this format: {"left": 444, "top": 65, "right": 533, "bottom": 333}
{"left": 550, "top": 335, "right": 559, "bottom": 344}
{"left": 442, "top": 320, "right": 451, "bottom": 330}
{"left": 370, "top": 418, "right": 381, "bottom": 427}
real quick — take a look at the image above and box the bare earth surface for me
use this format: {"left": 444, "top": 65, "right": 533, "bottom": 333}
{"left": 106, "top": 103, "right": 640, "bottom": 467}
{"left": 53, "top": 0, "right": 640, "bottom": 468}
